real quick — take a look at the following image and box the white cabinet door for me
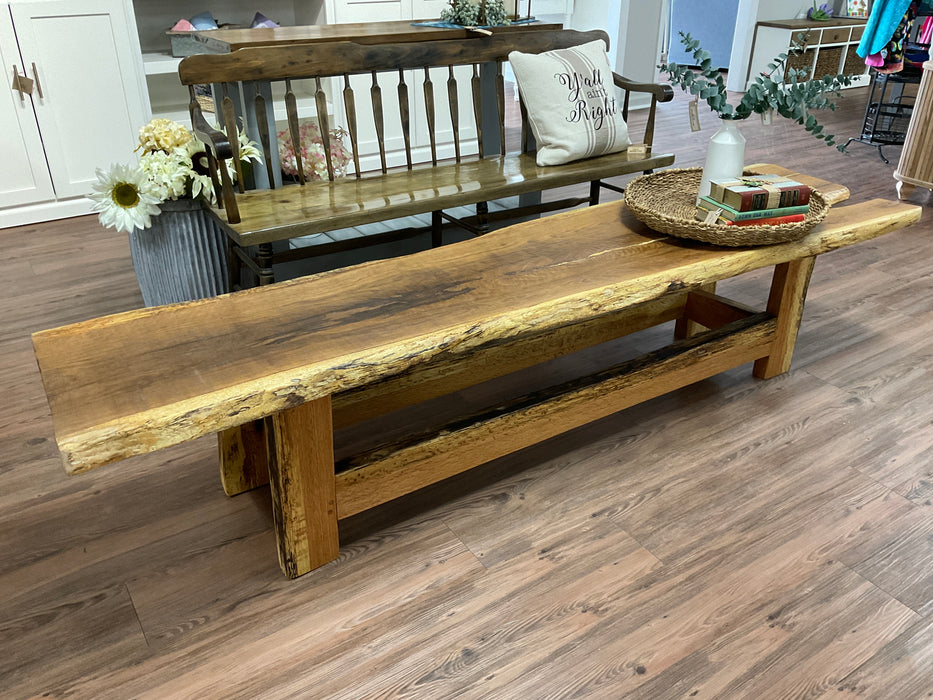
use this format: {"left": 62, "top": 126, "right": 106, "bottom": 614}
{"left": 10, "top": 0, "right": 148, "bottom": 200}
{"left": 0, "top": 6, "right": 54, "bottom": 209}
{"left": 411, "top": 0, "right": 446, "bottom": 19}
{"left": 332, "top": 0, "right": 408, "bottom": 24}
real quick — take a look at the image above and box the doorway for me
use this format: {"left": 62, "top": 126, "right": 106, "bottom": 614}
{"left": 668, "top": 0, "right": 740, "bottom": 68}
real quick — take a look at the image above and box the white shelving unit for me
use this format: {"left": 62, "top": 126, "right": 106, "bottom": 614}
{"left": 745, "top": 18, "right": 871, "bottom": 91}
{"left": 142, "top": 51, "right": 181, "bottom": 75}
{"left": 131, "top": 0, "right": 328, "bottom": 125}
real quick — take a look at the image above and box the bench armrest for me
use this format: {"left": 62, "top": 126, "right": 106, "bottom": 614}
{"left": 612, "top": 73, "right": 675, "bottom": 103}
{"left": 612, "top": 72, "right": 673, "bottom": 151}
{"left": 189, "top": 96, "right": 240, "bottom": 223}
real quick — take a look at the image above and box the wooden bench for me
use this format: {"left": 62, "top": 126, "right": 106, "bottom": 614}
{"left": 32, "top": 166, "right": 921, "bottom": 578}
{"left": 178, "top": 28, "right": 675, "bottom": 285}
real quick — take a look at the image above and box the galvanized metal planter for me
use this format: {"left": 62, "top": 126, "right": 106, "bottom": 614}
{"left": 128, "top": 198, "right": 229, "bottom": 306}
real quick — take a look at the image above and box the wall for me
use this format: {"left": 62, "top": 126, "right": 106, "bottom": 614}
{"left": 571, "top": 0, "right": 665, "bottom": 109}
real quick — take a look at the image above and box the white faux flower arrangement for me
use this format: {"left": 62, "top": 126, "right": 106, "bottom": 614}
{"left": 91, "top": 118, "right": 261, "bottom": 233}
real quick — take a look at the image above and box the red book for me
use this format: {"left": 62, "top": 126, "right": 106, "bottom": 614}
{"left": 709, "top": 175, "right": 811, "bottom": 211}
{"left": 720, "top": 213, "right": 806, "bottom": 227}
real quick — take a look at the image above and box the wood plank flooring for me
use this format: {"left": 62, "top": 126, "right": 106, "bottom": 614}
{"left": 2, "top": 82, "right": 932, "bottom": 698}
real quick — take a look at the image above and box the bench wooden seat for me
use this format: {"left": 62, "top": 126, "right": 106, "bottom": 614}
{"left": 32, "top": 165, "right": 921, "bottom": 578}
{"left": 178, "top": 29, "right": 675, "bottom": 284}
{"left": 218, "top": 150, "right": 672, "bottom": 246}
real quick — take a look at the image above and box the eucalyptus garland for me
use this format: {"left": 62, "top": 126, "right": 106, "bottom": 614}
{"left": 441, "top": 0, "right": 511, "bottom": 27}
{"left": 659, "top": 32, "right": 854, "bottom": 150}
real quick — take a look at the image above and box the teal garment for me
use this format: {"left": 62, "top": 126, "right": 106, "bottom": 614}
{"left": 857, "top": 0, "right": 933, "bottom": 57}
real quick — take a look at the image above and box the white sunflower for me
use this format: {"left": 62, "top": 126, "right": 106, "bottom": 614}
{"left": 89, "top": 163, "right": 161, "bottom": 233}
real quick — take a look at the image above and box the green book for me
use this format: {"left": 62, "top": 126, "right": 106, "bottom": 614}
{"left": 698, "top": 196, "right": 809, "bottom": 222}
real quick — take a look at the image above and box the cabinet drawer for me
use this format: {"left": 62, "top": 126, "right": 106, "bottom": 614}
{"left": 821, "top": 27, "right": 851, "bottom": 44}
{"left": 851, "top": 27, "right": 865, "bottom": 41}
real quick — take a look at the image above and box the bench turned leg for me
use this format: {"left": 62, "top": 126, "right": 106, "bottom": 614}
{"left": 431, "top": 211, "right": 443, "bottom": 248}
{"left": 266, "top": 396, "right": 340, "bottom": 578}
{"left": 753, "top": 257, "right": 816, "bottom": 379}
{"left": 257, "top": 243, "right": 275, "bottom": 286}
{"left": 218, "top": 422, "right": 270, "bottom": 496}
{"left": 476, "top": 201, "right": 490, "bottom": 233}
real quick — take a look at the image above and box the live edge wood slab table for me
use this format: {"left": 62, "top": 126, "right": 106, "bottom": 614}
{"left": 32, "top": 165, "right": 921, "bottom": 578}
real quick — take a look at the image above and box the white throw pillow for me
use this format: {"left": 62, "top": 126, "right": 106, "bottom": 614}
{"left": 509, "top": 39, "right": 631, "bottom": 166}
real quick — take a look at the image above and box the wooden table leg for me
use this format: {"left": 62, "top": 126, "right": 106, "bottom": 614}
{"left": 674, "top": 282, "right": 717, "bottom": 340}
{"left": 218, "top": 422, "right": 270, "bottom": 496}
{"left": 753, "top": 256, "right": 816, "bottom": 379}
{"left": 266, "top": 396, "right": 340, "bottom": 578}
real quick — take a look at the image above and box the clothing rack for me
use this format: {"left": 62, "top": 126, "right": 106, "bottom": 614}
{"left": 843, "top": 64, "right": 923, "bottom": 162}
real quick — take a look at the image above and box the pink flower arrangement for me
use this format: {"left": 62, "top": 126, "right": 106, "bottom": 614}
{"left": 277, "top": 122, "right": 352, "bottom": 180}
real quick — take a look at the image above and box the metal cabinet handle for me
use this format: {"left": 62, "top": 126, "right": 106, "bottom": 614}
{"left": 12, "top": 65, "right": 22, "bottom": 102}
{"left": 11, "top": 65, "right": 34, "bottom": 102}
{"left": 31, "top": 62, "right": 42, "bottom": 98}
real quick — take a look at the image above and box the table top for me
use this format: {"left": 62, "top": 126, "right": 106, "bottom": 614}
{"left": 194, "top": 19, "right": 563, "bottom": 53}
{"left": 33, "top": 165, "right": 920, "bottom": 475}
{"left": 757, "top": 17, "right": 868, "bottom": 30}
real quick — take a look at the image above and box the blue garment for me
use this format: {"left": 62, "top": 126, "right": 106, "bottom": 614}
{"left": 858, "top": 0, "right": 913, "bottom": 57}
{"left": 857, "top": 0, "right": 933, "bottom": 57}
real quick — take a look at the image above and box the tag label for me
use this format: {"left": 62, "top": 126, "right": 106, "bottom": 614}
{"left": 628, "top": 143, "right": 648, "bottom": 155}
{"left": 703, "top": 207, "right": 723, "bottom": 225}
{"left": 761, "top": 108, "right": 774, "bottom": 125}
{"left": 689, "top": 100, "right": 701, "bottom": 132}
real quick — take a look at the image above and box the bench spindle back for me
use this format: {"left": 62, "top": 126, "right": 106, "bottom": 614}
{"left": 179, "top": 29, "right": 666, "bottom": 223}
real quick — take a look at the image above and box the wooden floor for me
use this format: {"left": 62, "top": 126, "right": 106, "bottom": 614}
{"left": 3, "top": 84, "right": 933, "bottom": 699}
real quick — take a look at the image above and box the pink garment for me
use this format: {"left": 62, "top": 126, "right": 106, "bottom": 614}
{"left": 920, "top": 16, "right": 933, "bottom": 45}
{"left": 170, "top": 18, "right": 195, "bottom": 31}
{"left": 865, "top": 52, "right": 886, "bottom": 66}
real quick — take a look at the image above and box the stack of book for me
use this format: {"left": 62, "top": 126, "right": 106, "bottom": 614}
{"left": 696, "top": 175, "right": 811, "bottom": 227}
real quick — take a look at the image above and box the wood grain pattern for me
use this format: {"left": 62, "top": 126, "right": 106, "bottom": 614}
{"left": 5, "top": 85, "right": 933, "bottom": 695}
{"left": 266, "top": 397, "right": 339, "bottom": 577}
{"left": 753, "top": 256, "right": 816, "bottom": 379}
{"left": 220, "top": 89, "right": 245, "bottom": 192}
{"left": 214, "top": 151, "right": 671, "bottom": 245}
{"left": 331, "top": 293, "right": 690, "bottom": 428}
{"left": 252, "top": 87, "right": 275, "bottom": 187}
{"left": 447, "top": 65, "right": 461, "bottom": 162}
{"left": 178, "top": 30, "right": 609, "bottom": 86}
{"left": 284, "top": 80, "right": 305, "bottom": 185}
{"left": 32, "top": 197, "right": 920, "bottom": 475}
{"left": 894, "top": 60, "right": 933, "bottom": 196}
{"left": 397, "top": 70, "right": 412, "bottom": 170}
{"left": 424, "top": 67, "right": 437, "bottom": 166}
{"left": 314, "top": 77, "right": 334, "bottom": 182}
{"left": 218, "top": 421, "right": 269, "bottom": 496}
{"left": 370, "top": 71, "right": 387, "bottom": 174}
{"left": 181, "top": 29, "right": 675, "bottom": 240}
{"left": 335, "top": 315, "right": 777, "bottom": 518}
{"left": 192, "top": 19, "right": 564, "bottom": 53}
{"left": 342, "top": 75, "right": 361, "bottom": 178}
{"left": 472, "top": 63, "right": 484, "bottom": 159}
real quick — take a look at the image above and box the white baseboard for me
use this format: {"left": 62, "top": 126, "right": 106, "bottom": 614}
{"left": 0, "top": 197, "right": 95, "bottom": 230}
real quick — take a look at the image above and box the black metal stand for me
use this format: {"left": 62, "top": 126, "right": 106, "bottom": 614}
{"left": 843, "top": 66, "right": 922, "bottom": 163}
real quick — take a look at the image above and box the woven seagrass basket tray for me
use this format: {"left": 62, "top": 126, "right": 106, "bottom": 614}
{"left": 624, "top": 168, "right": 829, "bottom": 246}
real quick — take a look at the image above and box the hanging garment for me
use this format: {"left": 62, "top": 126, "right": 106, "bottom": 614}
{"left": 858, "top": 0, "right": 933, "bottom": 57}
{"left": 920, "top": 15, "right": 933, "bottom": 44}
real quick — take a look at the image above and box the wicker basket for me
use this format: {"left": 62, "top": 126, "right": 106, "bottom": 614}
{"left": 623, "top": 168, "right": 829, "bottom": 247}
{"left": 843, "top": 48, "right": 868, "bottom": 77}
{"left": 785, "top": 49, "right": 816, "bottom": 80}
{"left": 814, "top": 47, "right": 843, "bottom": 79}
